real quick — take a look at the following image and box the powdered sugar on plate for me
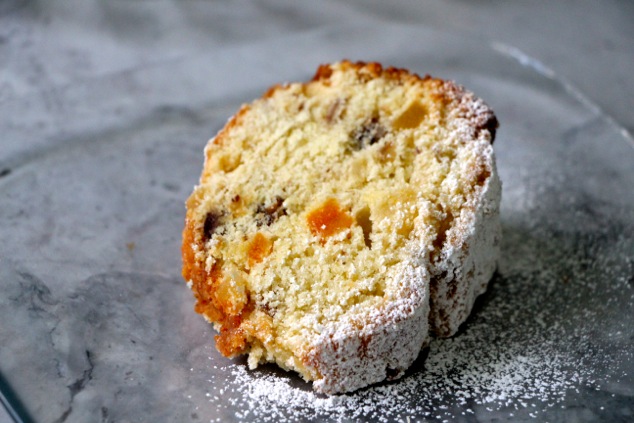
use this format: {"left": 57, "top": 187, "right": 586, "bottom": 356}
{"left": 199, "top": 219, "right": 633, "bottom": 422}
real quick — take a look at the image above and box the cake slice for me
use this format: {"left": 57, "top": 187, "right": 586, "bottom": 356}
{"left": 182, "top": 61, "right": 500, "bottom": 394}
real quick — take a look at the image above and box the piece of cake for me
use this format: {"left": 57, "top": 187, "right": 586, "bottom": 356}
{"left": 182, "top": 61, "right": 500, "bottom": 394}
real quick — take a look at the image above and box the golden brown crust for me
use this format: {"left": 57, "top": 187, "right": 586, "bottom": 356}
{"left": 182, "top": 211, "right": 260, "bottom": 357}
{"left": 312, "top": 61, "right": 498, "bottom": 146}
{"left": 313, "top": 60, "right": 434, "bottom": 85}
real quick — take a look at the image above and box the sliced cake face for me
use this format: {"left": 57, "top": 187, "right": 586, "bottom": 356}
{"left": 182, "top": 61, "right": 499, "bottom": 394}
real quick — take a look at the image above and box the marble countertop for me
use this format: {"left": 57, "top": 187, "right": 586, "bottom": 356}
{"left": 1, "top": 2, "right": 633, "bottom": 422}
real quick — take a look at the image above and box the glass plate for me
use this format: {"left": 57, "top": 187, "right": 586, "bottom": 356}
{"left": 1, "top": 24, "right": 632, "bottom": 423}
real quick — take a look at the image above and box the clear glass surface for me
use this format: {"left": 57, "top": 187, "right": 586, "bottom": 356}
{"left": 1, "top": 24, "right": 632, "bottom": 422}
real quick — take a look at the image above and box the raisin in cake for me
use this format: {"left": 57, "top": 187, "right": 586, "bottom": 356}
{"left": 182, "top": 61, "right": 501, "bottom": 394}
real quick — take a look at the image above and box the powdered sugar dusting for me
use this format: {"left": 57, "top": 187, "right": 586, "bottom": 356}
{"left": 187, "top": 62, "right": 633, "bottom": 419}
{"left": 198, "top": 218, "right": 633, "bottom": 421}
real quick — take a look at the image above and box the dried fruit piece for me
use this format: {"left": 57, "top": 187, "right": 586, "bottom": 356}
{"left": 325, "top": 98, "right": 345, "bottom": 123}
{"left": 247, "top": 232, "right": 273, "bottom": 267}
{"left": 203, "top": 211, "right": 225, "bottom": 239}
{"left": 393, "top": 101, "right": 427, "bottom": 130}
{"left": 351, "top": 117, "right": 387, "bottom": 150}
{"left": 256, "top": 196, "right": 287, "bottom": 226}
{"left": 306, "top": 198, "right": 354, "bottom": 239}
{"left": 355, "top": 206, "right": 373, "bottom": 249}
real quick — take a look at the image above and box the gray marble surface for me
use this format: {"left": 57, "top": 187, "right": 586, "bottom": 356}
{"left": 1, "top": 2, "right": 633, "bottom": 422}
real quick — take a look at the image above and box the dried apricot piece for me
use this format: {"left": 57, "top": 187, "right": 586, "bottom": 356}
{"left": 306, "top": 198, "right": 354, "bottom": 239}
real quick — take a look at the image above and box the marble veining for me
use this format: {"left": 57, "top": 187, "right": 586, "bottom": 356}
{"left": 1, "top": 5, "right": 633, "bottom": 422}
